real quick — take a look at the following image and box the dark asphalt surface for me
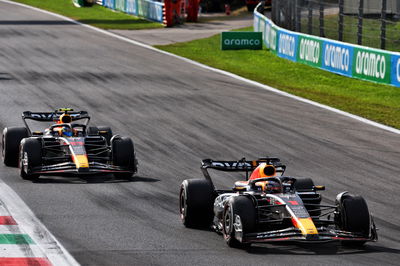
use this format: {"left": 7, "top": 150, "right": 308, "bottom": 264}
{"left": 1, "top": 1, "right": 400, "bottom": 265}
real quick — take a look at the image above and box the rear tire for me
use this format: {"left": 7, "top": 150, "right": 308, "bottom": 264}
{"left": 294, "top": 178, "right": 314, "bottom": 191}
{"left": 19, "top": 138, "right": 41, "bottom": 181}
{"left": 2, "top": 127, "right": 29, "bottom": 167}
{"left": 87, "top": 126, "right": 99, "bottom": 136}
{"left": 223, "top": 196, "right": 255, "bottom": 248}
{"left": 179, "top": 179, "right": 215, "bottom": 228}
{"left": 112, "top": 136, "right": 137, "bottom": 180}
{"left": 337, "top": 193, "right": 370, "bottom": 246}
{"left": 97, "top": 126, "right": 113, "bottom": 145}
{"left": 295, "top": 178, "right": 321, "bottom": 217}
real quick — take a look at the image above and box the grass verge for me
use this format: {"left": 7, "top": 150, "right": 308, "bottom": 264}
{"left": 12, "top": 0, "right": 163, "bottom": 30}
{"left": 156, "top": 27, "right": 400, "bottom": 129}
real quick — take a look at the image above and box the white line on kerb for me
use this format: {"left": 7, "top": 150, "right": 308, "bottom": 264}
{"left": 0, "top": 180, "right": 80, "bottom": 265}
{"left": 2, "top": 0, "right": 400, "bottom": 135}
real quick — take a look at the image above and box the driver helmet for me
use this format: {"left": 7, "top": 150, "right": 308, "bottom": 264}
{"left": 60, "top": 126, "right": 73, "bottom": 137}
{"left": 263, "top": 180, "right": 283, "bottom": 193}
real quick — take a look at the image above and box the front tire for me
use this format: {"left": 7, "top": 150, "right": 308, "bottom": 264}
{"left": 19, "top": 138, "right": 41, "bottom": 181}
{"left": 179, "top": 179, "right": 215, "bottom": 228}
{"left": 336, "top": 193, "right": 370, "bottom": 246}
{"left": 2, "top": 127, "right": 29, "bottom": 167}
{"left": 223, "top": 196, "right": 256, "bottom": 248}
{"left": 112, "top": 136, "right": 137, "bottom": 180}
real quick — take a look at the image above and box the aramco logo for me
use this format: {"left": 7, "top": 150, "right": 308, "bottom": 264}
{"left": 299, "top": 38, "right": 320, "bottom": 64}
{"left": 221, "top": 32, "right": 262, "bottom": 50}
{"left": 355, "top": 51, "right": 386, "bottom": 79}
{"left": 278, "top": 33, "right": 295, "bottom": 58}
{"left": 324, "top": 44, "right": 350, "bottom": 72}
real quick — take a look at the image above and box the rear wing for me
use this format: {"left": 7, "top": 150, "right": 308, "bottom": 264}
{"left": 201, "top": 157, "right": 286, "bottom": 186}
{"left": 22, "top": 110, "right": 90, "bottom": 122}
{"left": 22, "top": 109, "right": 90, "bottom": 134}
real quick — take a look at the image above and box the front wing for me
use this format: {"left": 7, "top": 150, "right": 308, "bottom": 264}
{"left": 241, "top": 227, "right": 377, "bottom": 244}
{"left": 31, "top": 162, "right": 136, "bottom": 175}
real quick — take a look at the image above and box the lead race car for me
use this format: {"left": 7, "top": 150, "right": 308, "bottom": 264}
{"left": 179, "top": 157, "right": 377, "bottom": 248}
{"left": 2, "top": 108, "right": 138, "bottom": 181}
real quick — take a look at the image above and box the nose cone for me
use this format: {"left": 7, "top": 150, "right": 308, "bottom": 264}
{"left": 73, "top": 155, "right": 89, "bottom": 169}
{"left": 292, "top": 217, "right": 319, "bottom": 236}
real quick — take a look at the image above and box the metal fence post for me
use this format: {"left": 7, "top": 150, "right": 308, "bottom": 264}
{"left": 358, "top": 0, "right": 364, "bottom": 45}
{"left": 319, "top": 0, "right": 324, "bottom": 37}
{"left": 295, "top": 0, "right": 301, "bottom": 32}
{"left": 276, "top": 0, "right": 281, "bottom": 27}
{"left": 289, "top": 0, "right": 294, "bottom": 30}
{"left": 271, "top": 0, "right": 276, "bottom": 23}
{"left": 381, "top": 0, "right": 387, "bottom": 50}
{"left": 338, "top": 0, "right": 344, "bottom": 41}
{"left": 308, "top": 0, "right": 313, "bottom": 34}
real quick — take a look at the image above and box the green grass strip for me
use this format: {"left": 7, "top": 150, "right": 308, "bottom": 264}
{"left": 12, "top": 0, "right": 163, "bottom": 30}
{"left": 0, "top": 234, "right": 35, "bottom": 244}
{"left": 156, "top": 27, "right": 400, "bottom": 129}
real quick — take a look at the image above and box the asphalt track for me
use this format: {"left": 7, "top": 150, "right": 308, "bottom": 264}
{"left": 0, "top": 1, "right": 400, "bottom": 265}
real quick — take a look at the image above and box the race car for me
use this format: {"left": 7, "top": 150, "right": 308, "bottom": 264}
{"left": 2, "top": 108, "right": 138, "bottom": 181}
{"left": 179, "top": 157, "right": 377, "bottom": 248}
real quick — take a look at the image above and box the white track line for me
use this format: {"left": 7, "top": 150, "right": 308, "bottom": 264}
{"left": 2, "top": 0, "right": 399, "bottom": 135}
{"left": 0, "top": 180, "right": 79, "bottom": 265}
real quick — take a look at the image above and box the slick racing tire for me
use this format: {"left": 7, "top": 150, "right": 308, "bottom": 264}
{"left": 294, "top": 178, "right": 314, "bottom": 191}
{"left": 223, "top": 196, "right": 256, "bottom": 249}
{"left": 97, "top": 126, "right": 113, "bottom": 145}
{"left": 179, "top": 179, "right": 215, "bottom": 228}
{"left": 87, "top": 126, "right": 99, "bottom": 136}
{"left": 87, "top": 126, "right": 113, "bottom": 145}
{"left": 295, "top": 178, "right": 321, "bottom": 217}
{"left": 112, "top": 136, "right": 137, "bottom": 180}
{"left": 337, "top": 193, "right": 370, "bottom": 247}
{"left": 2, "top": 127, "right": 29, "bottom": 167}
{"left": 19, "top": 138, "right": 41, "bottom": 181}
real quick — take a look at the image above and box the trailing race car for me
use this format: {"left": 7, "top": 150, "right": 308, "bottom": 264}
{"left": 179, "top": 157, "right": 377, "bottom": 248}
{"left": 2, "top": 108, "right": 138, "bottom": 181}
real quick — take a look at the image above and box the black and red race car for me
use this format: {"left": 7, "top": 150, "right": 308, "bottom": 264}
{"left": 179, "top": 157, "right": 377, "bottom": 248}
{"left": 2, "top": 108, "right": 137, "bottom": 181}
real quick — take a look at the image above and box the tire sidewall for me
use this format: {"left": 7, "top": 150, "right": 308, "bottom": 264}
{"left": 336, "top": 193, "right": 370, "bottom": 236}
{"left": 2, "top": 127, "right": 29, "bottom": 166}
{"left": 19, "top": 138, "right": 41, "bottom": 179}
{"left": 222, "top": 196, "right": 255, "bottom": 246}
{"left": 112, "top": 136, "right": 135, "bottom": 169}
{"left": 179, "top": 179, "right": 215, "bottom": 228}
